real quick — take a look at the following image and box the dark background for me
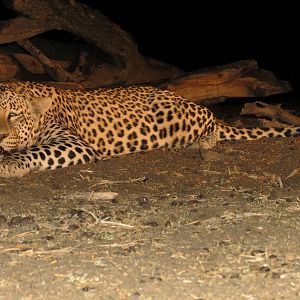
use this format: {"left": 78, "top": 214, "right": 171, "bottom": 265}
{"left": 1, "top": 1, "right": 300, "bottom": 98}
{"left": 96, "top": 1, "right": 300, "bottom": 94}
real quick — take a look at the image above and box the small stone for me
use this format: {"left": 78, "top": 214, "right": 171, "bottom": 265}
{"left": 132, "top": 291, "right": 141, "bottom": 297}
{"left": 251, "top": 249, "right": 265, "bottom": 256}
{"left": 68, "top": 224, "right": 80, "bottom": 231}
{"left": 82, "top": 231, "right": 94, "bottom": 238}
{"left": 187, "top": 200, "right": 199, "bottom": 205}
{"left": 138, "top": 197, "right": 151, "bottom": 210}
{"left": 70, "top": 209, "right": 86, "bottom": 219}
{"left": 82, "top": 286, "right": 94, "bottom": 292}
{"left": 272, "top": 272, "right": 280, "bottom": 279}
{"left": 144, "top": 220, "right": 158, "bottom": 227}
{"left": 111, "top": 198, "right": 118, "bottom": 204}
{"left": 259, "top": 265, "right": 271, "bottom": 273}
{"left": 8, "top": 216, "right": 35, "bottom": 227}
{"left": 127, "top": 246, "right": 136, "bottom": 254}
{"left": 164, "top": 220, "right": 172, "bottom": 228}
{"left": 219, "top": 240, "right": 231, "bottom": 246}
{"left": 0, "top": 215, "right": 7, "bottom": 226}
{"left": 171, "top": 200, "right": 184, "bottom": 207}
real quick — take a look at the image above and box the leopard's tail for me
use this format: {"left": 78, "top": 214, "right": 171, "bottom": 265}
{"left": 215, "top": 121, "right": 300, "bottom": 141}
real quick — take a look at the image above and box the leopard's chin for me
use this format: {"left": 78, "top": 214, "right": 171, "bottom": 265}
{"left": 0, "top": 147, "right": 9, "bottom": 157}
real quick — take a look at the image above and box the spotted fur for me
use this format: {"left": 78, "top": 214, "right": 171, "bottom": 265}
{"left": 0, "top": 81, "right": 299, "bottom": 177}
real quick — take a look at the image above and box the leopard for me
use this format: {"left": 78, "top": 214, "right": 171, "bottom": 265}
{"left": 0, "top": 81, "right": 299, "bottom": 177}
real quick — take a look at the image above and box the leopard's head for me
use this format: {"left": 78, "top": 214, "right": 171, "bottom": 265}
{"left": 0, "top": 86, "right": 52, "bottom": 154}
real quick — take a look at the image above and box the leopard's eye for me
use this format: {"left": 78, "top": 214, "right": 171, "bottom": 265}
{"left": 8, "top": 112, "right": 19, "bottom": 120}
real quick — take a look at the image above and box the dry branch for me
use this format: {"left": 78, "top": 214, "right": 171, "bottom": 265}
{"left": 241, "top": 101, "right": 300, "bottom": 126}
{"left": 17, "top": 39, "right": 90, "bottom": 82}
{"left": 13, "top": 53, "right": 45, "bottom": 74}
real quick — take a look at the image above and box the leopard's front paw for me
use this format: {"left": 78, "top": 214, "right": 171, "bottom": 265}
{"left": 0, "top": 160, "right": 30, "bottom": 178}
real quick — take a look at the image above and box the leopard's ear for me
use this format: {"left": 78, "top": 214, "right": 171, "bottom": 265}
{"left": 29, "top": 96, "right": 52, "bottom": 116}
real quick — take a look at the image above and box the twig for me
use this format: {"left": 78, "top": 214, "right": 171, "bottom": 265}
{"left": 90, "top": 176, "right": 148, "bottom": 188}
{"left": 97, "top": 240, "right": 144, "bottom": 248}
{"left": 80, "top": 208, "right": 99, "bottom": 222}
{"left": 27, "top": 247, "right": 77, "bottom": 255}
{"left": 66, "top": 191, "right": 118, "bottom": 201}
{"left": 99, "top": 220, "right": 135, "bottom": 229}
{"left": 286, "top": 168, "right": 300, "bottom": 179}
{"left": 80, "top": 208, "right": 134, "bottom": 229}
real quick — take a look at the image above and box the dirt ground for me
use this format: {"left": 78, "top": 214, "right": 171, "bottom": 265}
{"left": 1, "top": 104, "right": 300, "bottom": 300}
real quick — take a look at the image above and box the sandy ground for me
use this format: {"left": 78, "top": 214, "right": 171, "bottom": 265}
{"left": 1, "top": 126, "right": 300, "bottom": 299}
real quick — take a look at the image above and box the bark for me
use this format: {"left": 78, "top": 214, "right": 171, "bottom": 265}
{"left": 241, "top": 101, "right": 300, "bottom": 126}
{"left": 13, "top": 53, "right": 45, "bottom": 74}
{"left": 0, "top": 1, "right": 293, "bottom": 104}
{"left": 159, "top": 60, "right": 292, "bottom": 104}
{"left": 1, "top": 0, "right": 182, "bottom": 84}
{"left": 0, "top": 53, "right": 18, "bottom": 81}
{"left": 1, "top": 0, "right": 143, "bottom": 69}
{"left": 0, "top": 49, "right": 292, "bottom": 104}
{"left": 17, "top": 39, "right": 90, "bottom": 82}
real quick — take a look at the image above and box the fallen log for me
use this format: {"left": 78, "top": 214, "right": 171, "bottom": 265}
{"left": 159, "top": 60, "right": 292, "bottom": 104}
{"left": 0, "top": 1, "right": 293, "bottom": 104}
{"left": 0, "top": 50, "right": 292, "bottom": 104}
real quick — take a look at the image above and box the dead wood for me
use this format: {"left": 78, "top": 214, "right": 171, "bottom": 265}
{"left": 1, "top": 0, "right": 141, "bottom": 68}
{"left": 241, "top": 101, "right": 300, "bottom": 126}
{"left": 0, "top": 53, "right": 18, "bottom": 81}
{"left": 1, "top": 0, "right": 182, "bottom": 84}
{"left": 159, "top": 60, "right": 292, "bottom": 104}
{"left": 0, "top": 1, "right": 293, "bottom": 104}
{"left": 17, "top": 39, "right": 91, "bottom": 82}
{"left": 0, "top": 48, "right": 292, "bottom": 103}
{"left": 12, "top": 53, "right": 45, "bottom": 74}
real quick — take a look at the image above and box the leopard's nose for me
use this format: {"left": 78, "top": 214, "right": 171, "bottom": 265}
{"left": 0, "top": 134, "right": 7, "bottom": 142}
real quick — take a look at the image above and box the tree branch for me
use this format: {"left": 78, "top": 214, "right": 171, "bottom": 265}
{"left": 17, "top": 39, "right": 90, "bottom": 82}
{"left": 0, "top": 17, "right": 52, "bottom": 43}
{"left": 1, "top": 0, "right": 144, "bottom": 69}
{"left": 241, "top": 101, "right": 300, "bottom": 126}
